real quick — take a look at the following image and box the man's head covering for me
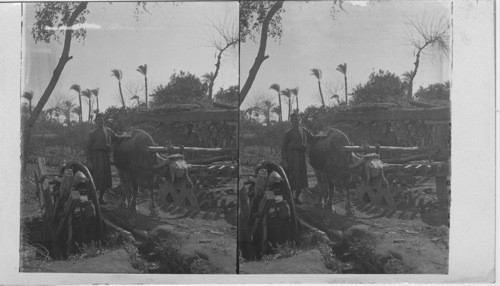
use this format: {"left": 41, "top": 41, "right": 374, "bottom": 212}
{"left": 268, "top": 171, "right": 283, "bottom": 184}
{"left": 73, "top": 171, "right": 88, "bottom": 184}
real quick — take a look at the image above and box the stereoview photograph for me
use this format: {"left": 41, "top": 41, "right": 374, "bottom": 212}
{"left": 238, "top": 0, "right": 451, "bottom": 274}
{"left": 20, "top": 1, "right": 238, "bottom": 274}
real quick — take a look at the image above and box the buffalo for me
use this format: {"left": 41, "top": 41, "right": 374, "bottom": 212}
{"left": 308, "top": 128, "right": 369, "bottom": 216}
{"left": 113, "top": 129, "right": 192, "bottom": 216}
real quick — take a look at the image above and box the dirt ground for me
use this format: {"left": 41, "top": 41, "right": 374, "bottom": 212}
{"left": 239, "top": 160, "right": 449, "bottom": 274}
{"left": 20, "top": 160, "right": 237, "bottom": 274}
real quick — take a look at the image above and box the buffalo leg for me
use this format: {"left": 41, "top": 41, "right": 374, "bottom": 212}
{"left": 118, "top": 171, "right": 129, "bottom": 207}
{"left": 327, "top": 178, "right": 335, "bottom": 212}
{"left": 314, "top": 170, "right": 328, "bottom": 208}
{"left": 314, "top": 170, "right": 324, "bottom": 207}
{"left": 342, "top": 176, "right": 355, "bottom": 216}
{"left": 147, "top": 178, "right": 159, "bottom": 217}
{"left": 129, "top": 179, "right": 138, "bottom": 211}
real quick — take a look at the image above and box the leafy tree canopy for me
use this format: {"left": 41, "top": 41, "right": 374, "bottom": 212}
{"left": 414, "top": 81, "right": 450, "bottom": 102}
{"left": 213, "top": 85, "right": 238, "bottom": 104}
{"left": 32, "top": 2, "right": 89, "bottom": 44}
{"left": 102, "top": 106, "right": 133, "bottom": 133}
{"left": 239, "top": 1, "right": 285, "bottom": 43}
{"left": 351, "top": 70, "right": 406, "bottom": 105}
{"left": 151, "top": 71, "right": 207, "bottom": 106}
{"left": 299, "top": 105, "right": 334, "bottom": 133}
{"left": 239, "top": 1, "right": 344, "bottom": 43}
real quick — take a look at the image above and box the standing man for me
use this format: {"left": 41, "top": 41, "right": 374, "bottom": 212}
{"left": 85, "top": 113, "right": 117, "bottom": 205}
{"left": 281, "top": 113, "right": 324, "bottom": 204}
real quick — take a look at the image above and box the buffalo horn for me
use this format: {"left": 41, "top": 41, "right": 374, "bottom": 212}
{"left": 153, "top": 154, "right": 186, "bottom": 169}
{"left": 349, "top": 152, "right": 366, "bottom": 169}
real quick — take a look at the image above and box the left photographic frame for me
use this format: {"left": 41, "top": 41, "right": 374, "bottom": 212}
{"left": 19, "top": 1, "right": 239, "bottom": 274}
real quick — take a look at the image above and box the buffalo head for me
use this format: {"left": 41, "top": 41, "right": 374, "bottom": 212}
{"left": 154, "top": 153, "right": 193, "bottom": 190}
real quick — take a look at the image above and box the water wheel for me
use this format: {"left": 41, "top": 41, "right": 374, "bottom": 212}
{"left": 239, "top": 161, "right": 299, "bottom": 259}
{"left": 34, "top": 158, "right": 104, "bottom": 259}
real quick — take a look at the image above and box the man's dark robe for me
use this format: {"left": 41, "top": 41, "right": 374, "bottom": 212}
{"left": 85, "top": 127, "right": 116, "bottom": 191}
{"left": 281, "top": 127, "right": 315, "bottom": 191}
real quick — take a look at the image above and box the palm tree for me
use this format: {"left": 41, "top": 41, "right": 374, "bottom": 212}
{"left": 45, "top": 107, "right": 56, "bottom": 122}
{"left": 72, "top": 105, "right": 82, "bottom": 121}
{"left": 262, "top": 100, "right": 276, "bottom": 126}
{"left": 137, "top": 64, "right": 148, "bottom": 107}
{"left": 202, "top": 72, "right": 215, "bottom": 100}
{"left": 269, "top": 83, "right": 282, "bottom": 122}
{"left": 131, "top": 95, "right": 140, "bottom": 107}
{"left": 310, "top": 68, "right": 325, "bottom": 107}
{"left": 281, "top": 88, "right": 293, "bottom": 121}
{"left": 271, "top": 106, "right": 281, "bottom": 120}
{"left": 331, "top": 94, "right": 341, "bottom": 106}
{"left": 244, "top": 107, "right": 254, "bottom": 122}
{"left": 60, "top": 100, "right": 76, "bottom": 125}
{"left": 111, "top": 69, "right": 126, "bottom": 108}
{"left": 81, "top": 89, "right": 93, "bottom": 122}
{"left": 22, "top": 91, "right": 34, "bottom": 115}
{"left": 336, "top": 63, "right": 348, "bottom": 106}
{"left": 91, "top": 88, "right": 100, "bottom": 113}
{"left": 290, "top": 87, "right": 299, "bottom": 113}
{"left": 70, "top": 84, "right": 83, "bottom": 122}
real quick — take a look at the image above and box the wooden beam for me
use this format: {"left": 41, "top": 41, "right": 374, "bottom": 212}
{"left": 330, "top": 107, "right": 450, "bottom": 122}
{"left": 341, "top": 145, "right": 436, "bottom": 153}
{"left": 212, "top": 102, "right": 238, "bottom": 109}
{"left": 186, "top": 155, "right": 235, "bottom": 165}
{"left": 408, "top": 99, "right": 437, "bottom": 108}
{"left": 149, "top": 146, "right": 237, "bottom": 155}
{"left": 383, "top": 154, "right": 431, "bottom": 164}
{"left": 132, "top": 110, "right": 238, "bottom": 123}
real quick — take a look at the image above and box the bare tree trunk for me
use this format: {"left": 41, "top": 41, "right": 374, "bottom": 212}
{"left": 344, "top": 74, "right": 348, "bottom": 106}
{"left": 210, "top": 42, "right": 234, "bottom": 100}
{"left": 277, "top": 92, "right": 282, "bottom": 123}
{"left": 88, "top": 99, "right": 91, "bottom": 122}
{"left": 78, "top": 92, "right": 82, "bottom": 122}
{"left": 408, "top": 46, "right": 425, "bottom": 98}
{"left": 118, "top": 81, "right": 125, "bottom": 108}
{"left": 295, "top": 96, "right": 299, "bottom": 112}
{"left": 22, "top": 2, "right": 88, "bottom": 172}
{"left": 144, "top": 76, "right": 148, "bottom": 108}
{"left": 239, "top": 1, "right": 284, "bottom": 105}
{"left": 318, "top": 80, "right": 325, "bottom": 107}
{"left": 96, "top": 96, "right": 99, "bottom": 113}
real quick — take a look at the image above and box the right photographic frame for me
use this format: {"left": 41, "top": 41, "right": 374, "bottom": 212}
{"left": 238, "top": 0, "right": 451, "bottom": 275}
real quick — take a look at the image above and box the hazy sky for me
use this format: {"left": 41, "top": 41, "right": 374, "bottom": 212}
{"left": 23, "top": 2, "right": 238, "bottom": 117}
{"left": 240, "top": 1, "right": 451, "bottom": 116}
